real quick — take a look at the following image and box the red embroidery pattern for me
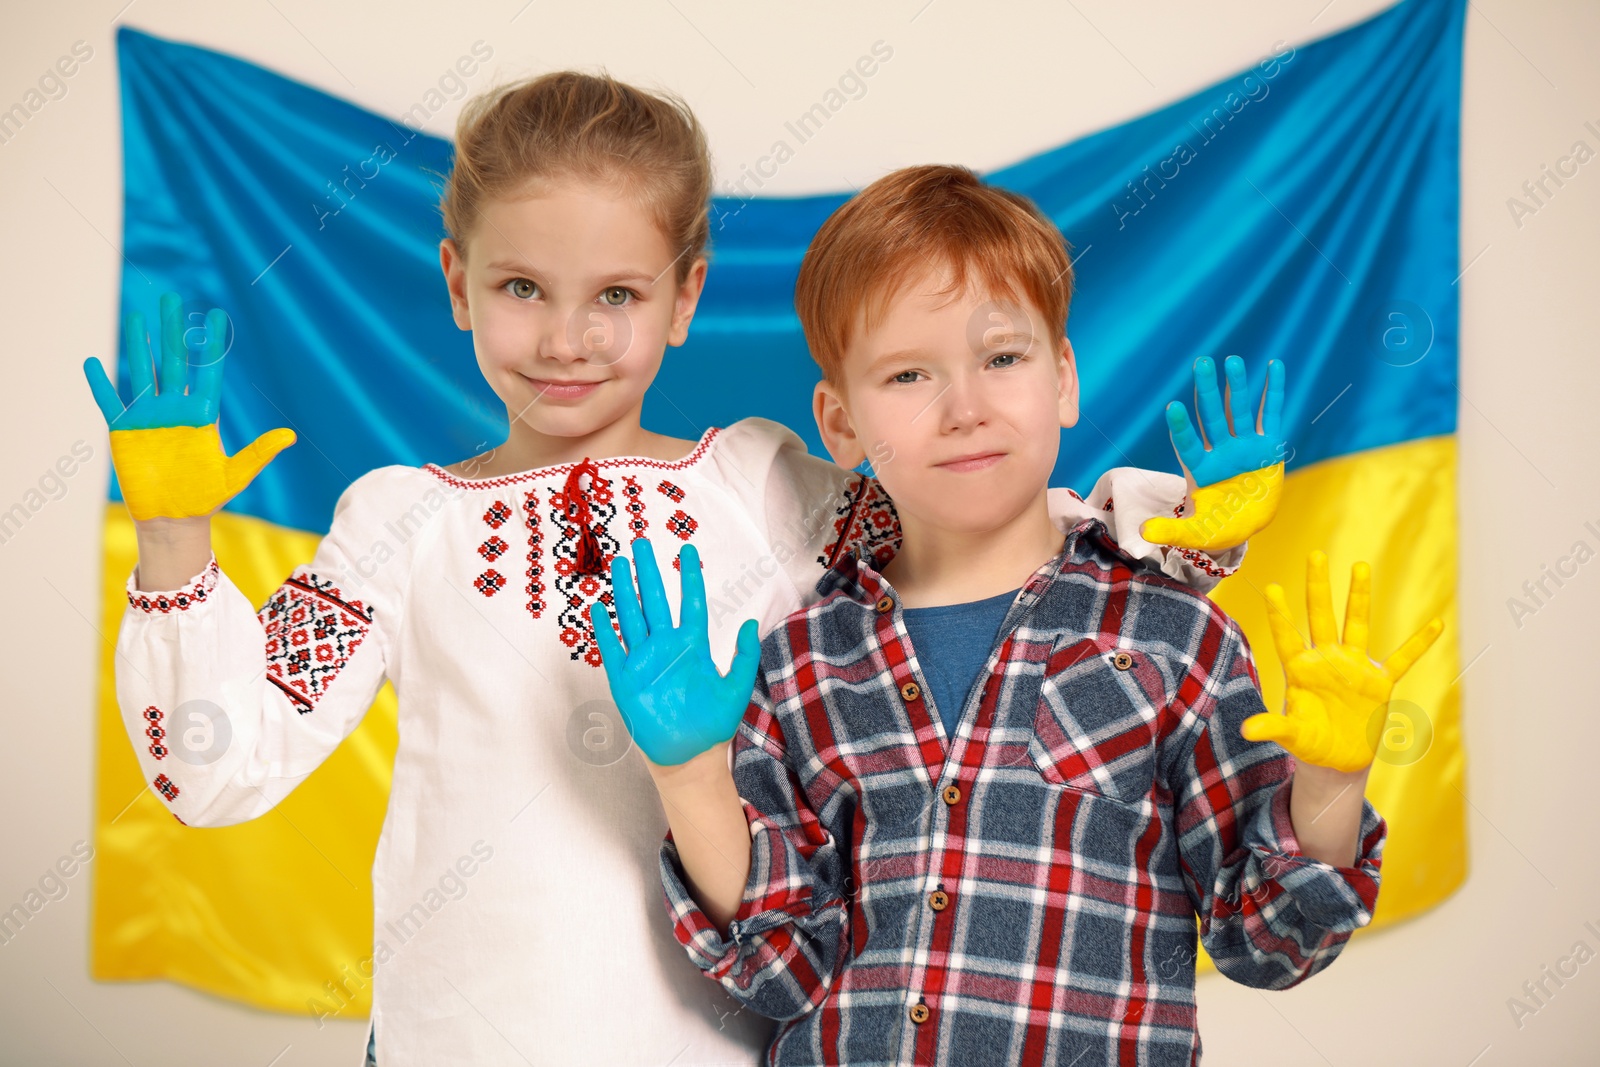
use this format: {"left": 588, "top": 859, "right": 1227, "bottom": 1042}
{"left": 549, "top": 470, "right": 622, "bottom": 668}
{"left": 623, "top": 476, "right": 647, "bottom": 540}
{"left": 128, "top": 559, "right": 220, "bottom": 614}
{"left": 143, "top": 706, "right": 168, "bottom": 761}
{"left": 153, "top": 774, "right": 179, "bottom": 802}
{"left": 818, "top": 474, "right": 903, "bottom": 572}
{"left": 484, "top": 500, "right": 513, "bottom": 529}
{"left": 657, "top": 479, "right": 685, "bottom": 503}
{"left": 259, "top": 573, "right": 374, "bottom": 713}
{"left": 479, "top": 536, "right": 509, "bottom": 561}
{"left": 475, "top": 570, "right": 506, "bottom": 596}
{"left": 420, "top": 428, "right": 722, "bottom": 491}
{"left": 666, "top": 510, "right": 698, "bottom": 541}
{"left": 523, "top": 489, "right": 546, "bottom": 618}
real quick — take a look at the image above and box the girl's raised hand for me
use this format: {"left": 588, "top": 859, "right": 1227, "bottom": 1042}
{"left": 83, "top": 291, "right": 295, "bottom": 521}
{"left": 1242, "top": 551, "right": 1444, "bottom": 773}
{"left": 589, "top": 539, "right": 762, "bottom": 767}
{"left": 1141, "top": 355, "right": 1286, "bottom": 552}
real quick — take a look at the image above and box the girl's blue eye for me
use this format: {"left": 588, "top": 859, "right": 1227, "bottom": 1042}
{"left": 601, "top": 287, "right": 634, "bottom": 307}
{"left": 505, "top": 278, "right": 539, "bottom": 300}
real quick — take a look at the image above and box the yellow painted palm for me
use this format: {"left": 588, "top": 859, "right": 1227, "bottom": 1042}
{"left": 1243, "top": 551, "right": 1444, "bottom": 773}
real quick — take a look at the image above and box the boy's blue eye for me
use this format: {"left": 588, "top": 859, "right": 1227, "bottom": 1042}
{"left": 891, "top": 370, "right": 921, "bottom": 384}
{"left": 990, "top": 352, "right": 1022, "bottom": 368}
{"left": 504, "top": 278, "right": 539, "bottom": 300}
{"left": 601, "top": 286, "right": 634, "bottom": 306}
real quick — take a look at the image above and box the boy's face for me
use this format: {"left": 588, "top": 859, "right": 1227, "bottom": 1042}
{"left": 814, "top": 265, "right": 1079, "bottom": 537}
{"left": 439, "top": 181, "right": 706, "bottom": 441}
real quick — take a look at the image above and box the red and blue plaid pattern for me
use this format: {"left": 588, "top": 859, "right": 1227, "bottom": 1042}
{"left": 661, "top": 517, "right": 1385, "bottom": 1066}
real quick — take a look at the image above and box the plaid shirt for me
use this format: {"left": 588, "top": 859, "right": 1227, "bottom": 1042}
{"left": 660, "top": 517, "right": 1385, "bottom": 1066}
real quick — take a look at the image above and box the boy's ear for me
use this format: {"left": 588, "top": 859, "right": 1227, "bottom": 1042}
{"left": 440, "top": 239, "right": 471, "bottom": 331}
{"left": 813, "top": 378, "right": 867, "bottom": 469}
{"left": 666, "top": 256, "right": 709, "bottom": 348}
{"left": 1056, "top": 335, "right": 1080, "bottom": 428}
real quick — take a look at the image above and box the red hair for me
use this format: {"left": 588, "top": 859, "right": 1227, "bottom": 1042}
{"left": 795, "top": 164, "right": 1075, "bottom": 383}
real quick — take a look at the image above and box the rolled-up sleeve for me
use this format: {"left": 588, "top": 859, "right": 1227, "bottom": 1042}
{"left": 1171, "top": 617, "right": 1386, "bottom": 990}
{"left": 659, "top": 664, "right": 850, "bottom": 1021}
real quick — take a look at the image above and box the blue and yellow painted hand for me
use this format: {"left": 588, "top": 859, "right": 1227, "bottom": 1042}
{"left": 1141, "top": 355, "right": 1286, "bottom": 553}
{"left": 83, "top": 292, "right": 294, "bottom": 521}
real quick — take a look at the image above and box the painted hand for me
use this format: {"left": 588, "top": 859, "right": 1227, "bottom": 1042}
{"left": 1141, "top": 355, "right": 1286, "bottom": 552}
{"left": 83, "top": 291, "right": 295, "bottom": 521}
{"left": 589, "top": 538, "right": 762, "bottom": 767}
{"left": 1242, "top": 550, "right": 1444, "bottom": 773}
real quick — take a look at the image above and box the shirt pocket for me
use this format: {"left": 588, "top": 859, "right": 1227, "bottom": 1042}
{"left": 1028, "top": 637, "right": 1171, "bottom": 807}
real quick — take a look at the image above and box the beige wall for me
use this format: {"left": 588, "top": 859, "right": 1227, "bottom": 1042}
{"left": 1, "top": 1, "right": 1596, "bottom": 1063}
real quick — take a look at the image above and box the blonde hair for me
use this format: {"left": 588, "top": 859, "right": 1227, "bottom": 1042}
{"left": 439, "top": 70, "right": 712, "bottom": 283}
{"left": 795, "top": 164, "right": 1075, "bottom": 384}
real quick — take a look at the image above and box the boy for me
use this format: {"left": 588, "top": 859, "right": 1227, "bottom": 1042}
{"left": 594, "top": 164, "right": 1440, "bottom": 1064}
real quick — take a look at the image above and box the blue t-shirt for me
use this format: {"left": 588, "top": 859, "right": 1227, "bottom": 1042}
{"left": 899, "top": 587, "right": 1021, "bottom": 737}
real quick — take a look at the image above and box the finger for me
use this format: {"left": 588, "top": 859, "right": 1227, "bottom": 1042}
{"left": 1223, "top": 355, "right": 1250, "bottom": 439}
{"left": 1166, "top": 402, "right": 1207, "bottom": 475}
{"left": 159, "top": 292, "right": 187, "bottom": 397}
{"left": 1344, "top": 561, "right": 1372, "bottom": 653}
{"left": 1382, "top": 616, "right": 1444, "bottom": 682}
{"left": 1261, "top": 359, "right": 1285, "bottom": 439}
{"left": 678, "top": 542, "right": 707, "bottom": 633}
{"left": 589, "top": 601, "right": 629, "bottom": 675}
{"left": 1305, "top": 550, "right": 1338, "bottom": 647}
{"left": 224, "top": 428, "right": 296, "bottom": 498}
{"left": 631, "top": 536, "right": 676, "bottom": 631}
{"left": 724, "top": 617, "right": 761, "bottom": 695}
{"left": 610, "top": 553, "right": 648, "bottom": 650}
{"left": 1241, "top": 711, "right": 1305, "bottom": 752}
{"left": 83, "top": 358, "right": 126, "bottom": 426}
{"left": 1263, "top": 583, "right": 1306, "bottom": 660}
{"left": 124, "top": 310, "right": 154, "bottom": 402}
{"left": 1193, "top": 356, "right": 1227, "bottom": 447}
{"left": 191, "top": 307, "right": 228, "bottom": 405}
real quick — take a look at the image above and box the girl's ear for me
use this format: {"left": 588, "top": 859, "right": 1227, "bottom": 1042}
{"left": 666, "top": 256, "right": 709, "bottom": 347}
{"left": 813, "top": 378, "right": 867, "bottom": 469}
{"left": 1056, "top": 335, "right": 1080, "bottom": 429}
{"left": 440, "top": 238, "right": 471, "bottom": 330}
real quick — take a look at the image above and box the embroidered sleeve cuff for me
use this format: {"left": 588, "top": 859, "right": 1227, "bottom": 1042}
{"left": 1163, "top": 542, "right": 1246, "bottom": 583}
{"left": 1245, "top": 778, "right": 1386, "bottom": 934}
{"left": 127, "top": 555, "right": 222, "bottom": 614}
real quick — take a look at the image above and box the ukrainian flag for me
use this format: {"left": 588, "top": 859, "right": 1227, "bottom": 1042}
{"left": 95, "top": 0, "right": 1465, "bottom": 1009}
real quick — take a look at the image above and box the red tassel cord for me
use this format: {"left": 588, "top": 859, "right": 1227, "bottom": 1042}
{"left": 563, "top": 458, "right": 608, "bottom": 576}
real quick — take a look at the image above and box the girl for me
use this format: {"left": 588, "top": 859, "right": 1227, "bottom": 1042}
{"left": 85, "top": 72, "right": 1267, "bottom": 1066}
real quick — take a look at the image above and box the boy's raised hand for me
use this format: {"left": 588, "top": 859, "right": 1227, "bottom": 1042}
{"left": 1242, "top": 550, "right": 1444, "bottom": 773}
{"left": 589, "top": 539, "right": 762, "bottom": 767}
{"left": 1141, "top": 355, "right": 1285, "bottom": 552}
{"left": 83, "top": 291, "right": 295, "bottom": 521}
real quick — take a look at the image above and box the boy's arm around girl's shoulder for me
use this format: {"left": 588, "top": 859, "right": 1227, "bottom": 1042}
{"left": 113, "top": 465, "right": 429, "bottom": 828}
{"left": 657, "top": 634, "right": 852, "bottom": 1023}
{"left": 1162, "top": 603, "right": 1386, "bottom": 990}
{"left": 721, "top": 415, "right": 1248, "bottom": 610}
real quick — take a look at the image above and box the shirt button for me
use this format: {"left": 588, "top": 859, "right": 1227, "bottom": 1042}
{"left": 1112, "top": 651, "right": 1135, "bottom": 671}
{"left": 942, "top": 784, "right": 962, "bottom": 805}
{"left": 929, "top": 889, "right": 949, "bottom": 911}
{"left": 875, "top": 595, "right": 894, "bottom": 613}
{"left": 909, "top": 1001, "right": 930, "bottom": 1024}
{"left": 900, "top": 681, "right": 921, "bottom": 702}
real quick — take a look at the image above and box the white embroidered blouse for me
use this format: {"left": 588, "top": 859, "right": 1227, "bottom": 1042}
{"left": 113, "top": 416, "right": 1242, "bottom": 1067}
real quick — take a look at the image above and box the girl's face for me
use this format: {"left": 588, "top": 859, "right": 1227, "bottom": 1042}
{"left": 440, "top": 179, "right": 706, "bottom": 441}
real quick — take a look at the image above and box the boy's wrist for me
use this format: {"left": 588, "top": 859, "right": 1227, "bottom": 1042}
{"left": 645, "top": 740, "right": 734, "bottom": 797}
